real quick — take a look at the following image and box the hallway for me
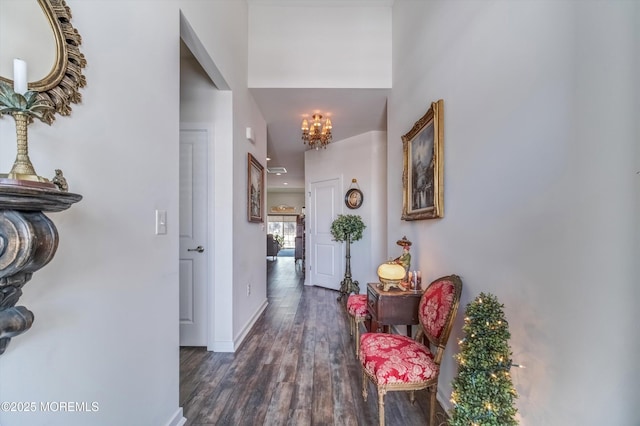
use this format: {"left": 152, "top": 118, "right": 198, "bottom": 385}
{"left": 179, "top": 258, "right": 447, "bottom": 425}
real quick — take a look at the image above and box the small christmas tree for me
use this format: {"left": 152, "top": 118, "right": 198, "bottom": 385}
{"left": 450, "top": 292, "right": 518, "bottom": 425}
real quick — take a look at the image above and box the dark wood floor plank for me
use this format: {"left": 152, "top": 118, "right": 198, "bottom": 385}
{"left": 275, "top": 317, "right": 304, "bottom": 383}
{"left": 287, "top": 408, "right": 311, "bottom": 426}
{"left": 183, "top": 354, "right": 234, "bottom": 424}
{"left": 262, "top": 382, "right": 295, "bottom": 425}
{"left": 192, "top": 386, "right": 233, "bottom": 425}
{"left": 311, "top": 330, "right": 334, "bottom": 425}
{"left": 180, "top": 347, "right": 209, "bottom": 404}
{"left": 327, "top": 329, "right": 360, "bottom": 426}
{"left": 180, "top": 256, "right": 448, "bottom": 425}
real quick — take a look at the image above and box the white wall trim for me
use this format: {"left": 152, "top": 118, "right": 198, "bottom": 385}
{"left": 211, "top": 340, "right": 235, "bottom": 353}
{"left": 233, "top": 298, "right": 269, "bottom": 350}
{"left": 180, "top": 11, "right": 230, "bottom": 90}
{"left": 165, "top": 407, "right": 187, "bottom": 426}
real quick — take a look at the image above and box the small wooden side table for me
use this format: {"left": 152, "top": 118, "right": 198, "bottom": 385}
{"left": 366, "top": 282, "right": 424, "bottom": 336}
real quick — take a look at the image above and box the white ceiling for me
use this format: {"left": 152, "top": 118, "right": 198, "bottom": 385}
{"left": 180, "top": 38, "right": 389, "bottom": 193}
{"left": 251, "top": 87, "right": 389, "bottom": 191}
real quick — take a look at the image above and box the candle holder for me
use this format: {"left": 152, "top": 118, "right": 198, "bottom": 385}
{"left": 0, "top": 81, "right": 55, "bottom": 188}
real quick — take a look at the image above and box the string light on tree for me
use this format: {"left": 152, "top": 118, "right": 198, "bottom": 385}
{"left": 449, "top": 292, "right": 521, "bottom": 426}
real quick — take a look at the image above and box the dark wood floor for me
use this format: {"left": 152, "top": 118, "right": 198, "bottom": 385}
{"left": 180, "top": 257, "right": 448, "bottom": 425}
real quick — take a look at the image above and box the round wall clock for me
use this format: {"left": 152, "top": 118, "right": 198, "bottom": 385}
{"left": 345, "top": 188, "right": 363, "bottom": 209}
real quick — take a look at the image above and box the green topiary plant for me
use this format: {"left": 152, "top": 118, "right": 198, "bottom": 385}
{"left": 330, "top": 214, "right": 366, "bottom": 300}
{"left": 450, "top": 292, "right": 519, "bottom": 426}
{"left": 330, "top": 214, "right": 365, "bottom": 242}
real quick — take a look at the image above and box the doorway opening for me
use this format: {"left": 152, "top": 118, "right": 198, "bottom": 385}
{"left": 267, "top": 214, "right": 297, "bottom": 249}
{"left": 179, "top": 10, "right": 232, "bottom": 353}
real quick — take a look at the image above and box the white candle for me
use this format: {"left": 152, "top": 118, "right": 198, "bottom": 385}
{"left": 13, "top": 58, "right": 27, "bottom": 94}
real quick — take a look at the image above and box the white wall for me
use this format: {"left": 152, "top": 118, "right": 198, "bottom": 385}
{"left": 390, "top": 1, "right": 639, "bottom": 424}
{"left": 0, "top": 1, "right": 181, "bottom": 425}
{"left": 180, "top": 50, "right": 215, "bottom": 123}
{"left": 635, "top": 6, "right": 640, "bottom": 405}
{"left": 248, "top": 0, "right": 392, "bottom": 88}
{"left": 305, "top": 131, "right": 387, "bottom": 290}
{"left": 266, "top": 190, "right": 305, "bottom": 214}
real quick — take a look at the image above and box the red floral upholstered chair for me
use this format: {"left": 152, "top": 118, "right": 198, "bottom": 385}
{"left": 346, "top": 294, "right": 369, "bottom": 356}
{"left": 359, "top": 275, "right": 462, "bottom": 426}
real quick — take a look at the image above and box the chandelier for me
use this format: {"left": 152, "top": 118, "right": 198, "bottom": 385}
{"left": 301, "top": 113, "right": 332, "bottom": 149}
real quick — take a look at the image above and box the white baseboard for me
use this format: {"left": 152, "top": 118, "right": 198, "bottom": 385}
{"left": 234, "top": 299, "right": 268, "bottom": 350}
{"left": 208, "top": 299, "right": 268, "bottom": 352}
{"left": 165, "top": 407, "right": 186, "bottom": 426}
{"left": 210, "top": 340, "right": 234, "bottom": 352}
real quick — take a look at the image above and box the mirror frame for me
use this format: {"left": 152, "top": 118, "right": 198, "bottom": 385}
{"left": 0, "top": 0, "right": 86, "bottom": 123}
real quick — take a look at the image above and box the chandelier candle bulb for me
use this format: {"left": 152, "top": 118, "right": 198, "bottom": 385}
{"left": 13, "top": 59, "right": 27, "bottom": 94}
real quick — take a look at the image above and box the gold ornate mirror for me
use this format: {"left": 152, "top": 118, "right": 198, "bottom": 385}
{"left": 0, "top": 0, "right": 86, "bottom": 124}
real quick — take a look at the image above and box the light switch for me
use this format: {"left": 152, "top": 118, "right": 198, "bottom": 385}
{"left": 155, "top": 210, "right": 167, "bottom": 235}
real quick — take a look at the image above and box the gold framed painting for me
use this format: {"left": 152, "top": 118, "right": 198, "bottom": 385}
{"left": 247, "top": 153, "right": 264, "bottom": 223}
{"left": 401, "top": 99, "right": 444, "bottom": 220}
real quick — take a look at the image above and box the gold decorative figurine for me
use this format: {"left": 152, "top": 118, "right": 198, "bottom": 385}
{"left": 52, "top": 169, "right": 68, "bottom": 192}
{"left": 377, "top": 237, "right": 414, "bottom": 292}
{"left": 394, "top": 236, "right": 412, "bottom": 272}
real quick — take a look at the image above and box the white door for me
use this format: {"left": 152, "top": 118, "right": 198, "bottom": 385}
{"left": 309, "top": 177, "right": 342, "bottom": 290}
{"left": 179, "top": 128, "right": 209, "bottom": 346}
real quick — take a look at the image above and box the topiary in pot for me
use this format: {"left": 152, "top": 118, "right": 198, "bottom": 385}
{"left": 330, "top": 214, "right": 366, "bottom": 300}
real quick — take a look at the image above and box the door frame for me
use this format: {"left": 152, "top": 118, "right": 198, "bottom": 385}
{"left": 181, "top": 9, "right": 234, "bottom": 353}
{"left": 180, "top": 123, "right": 215, "bottom": 350}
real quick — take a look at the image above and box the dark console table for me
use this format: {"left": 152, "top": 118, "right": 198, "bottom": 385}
{"left": 366, "top": 282, "right": 424, "bottom": 337}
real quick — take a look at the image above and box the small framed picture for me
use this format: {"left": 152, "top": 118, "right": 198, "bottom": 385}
{"left": 247, "top": 153, "right": 264, "bottom": 222}
{"left": 345, "top": 188, "right": 363, "bottom": 209}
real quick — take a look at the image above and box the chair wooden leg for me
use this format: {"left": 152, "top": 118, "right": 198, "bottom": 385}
{"left": 377, "top": 388, "right": 386, "bottom": 426}
{"left": 354, "top": 318, "right": 361, "bottom": 357}
{"left": 362, "top": 371, "right": 368, "bottom": 401}
{"left": 349, "top": 315, "right": 354, "bottom": 337}
{"left": 429, "top": 384, "right": 436, "bottom": 425}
